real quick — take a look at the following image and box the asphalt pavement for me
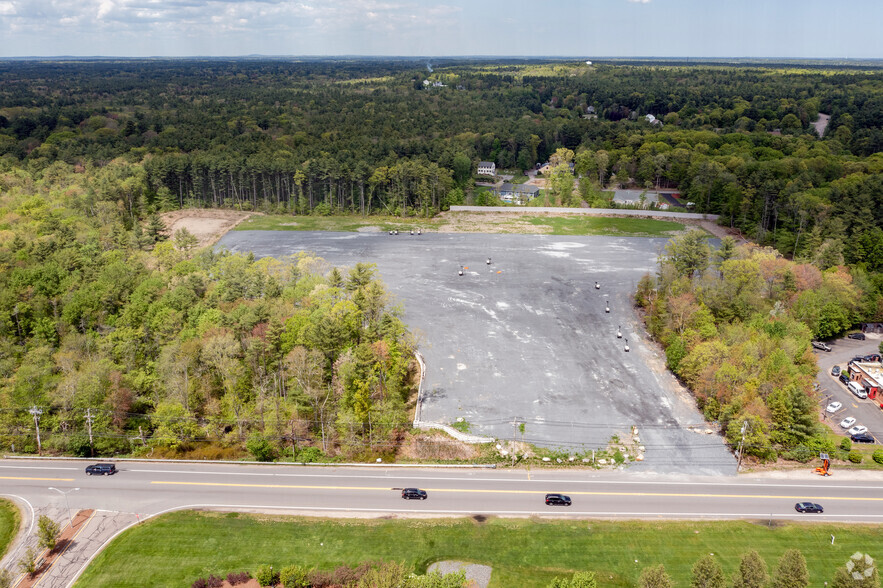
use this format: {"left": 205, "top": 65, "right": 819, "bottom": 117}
{"left": 814, "top": 334, "right": 883, "bottom": 441}
{"left": 216, "top": 231, "right": 736, "bottom": 475}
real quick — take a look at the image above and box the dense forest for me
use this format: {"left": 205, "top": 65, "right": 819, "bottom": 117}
{"left": 1, "top": 58, "right": 882, "bottom": 458}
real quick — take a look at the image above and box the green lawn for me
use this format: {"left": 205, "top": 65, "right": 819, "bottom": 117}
{"left": 0, "top": 498, "right": 20, "bottom": 562}
{"left": 75, "top": 511, "right": 881, "bottom": 588}
{"left": 236, "top": 214, "right": 445, "bottom": 233}
{"left": 526, "top": 215, "right": 684, "bottom": 237}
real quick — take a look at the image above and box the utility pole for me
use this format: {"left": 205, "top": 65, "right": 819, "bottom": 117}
{"left": 84, "top": 408, "right": 94, "bottom": 456}
{"left": 29, "top": 406, "right": 43, "bottom": 455}
{"left": 736, "top": 420, "right": 749, "bottom": 472}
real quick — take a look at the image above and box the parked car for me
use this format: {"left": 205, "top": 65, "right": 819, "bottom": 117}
{"left": 850, "top": 356, "right": 865, "bottom": 365}
{"left": 826, "top": 401, "right": 843, "bottom": 413}
{"left": 864, "top": 354, "right": 882, "bottom": 362}
{"left": 849, "top": 425, "right": 869, "bottom": 436}
{"left": 795, "top": 502, "right": 824, "bottom": 513}
{"left": 848, "top": 381, "right": 869, "bottom": 399}
{"left": 401, "top": 488, "right": 428, "bottom": 500}
{"left": 831, "top": 365, "right": 841, "bottom": 377}
{"left": 812, "top": 341, "right": 832, "bottom": 352}
{"left": 848, "top": 332, "right": 866, "bottom": 340}
{"left": 85, "top": 463, "right": 117, "bottom": 476}
{"left": 851, "top": 432, "right": 876, "bottom": 444}
{"left": 839, "top": 373, "right": 851, "bottom": 385}
{"left": 544, "top": 493, "right": 572, "bottom": 506}
{"left": 840, "top": 417, "right": 857, "bottom": 429}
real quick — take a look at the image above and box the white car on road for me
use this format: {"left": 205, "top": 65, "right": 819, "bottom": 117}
{"left": 840, "top": 417, "right": 857, "bottom": 429}
{"left": 826, "top": 401, "right": 843, "bottom": 413}
{"left": 849, "top": 425, "right": 869, "bottom": 436}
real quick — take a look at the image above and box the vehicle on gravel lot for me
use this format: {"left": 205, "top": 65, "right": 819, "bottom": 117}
{"left": 85, "top": 463, "right": 117, "bottom": 475}
{"left": 848, "top": 332, "right": 866, "bottom": 340}
{"left": 864, "top": 354, "right": 882, "bottom": 362}
{"left": 849, "top": 425, "right": 869, "bottom": 436}
{"left": 401, "top": 488, "right": 427, "bottom": 500}
{"left": 840, "top": 417, "right": 857, "bottom": 429}
{"left": 826, "top": 401, "right": 842, "bottom": 413}
{"left": 812, "top": 341, "right": 832, "bottom": 352}
{"left": 840, "top": 373, "right": 851, "bottom": 385}
{"left": 795, "top": 502, "right": 823, "bottom": 513}
{"left": 851, "top": 432, "right": 875, "bottom": 443}
{"left": 831, "top": 365, "right": 841, "bottom": 376}
{"left": 544, "top": 493, "right": 572, "bottom": 506}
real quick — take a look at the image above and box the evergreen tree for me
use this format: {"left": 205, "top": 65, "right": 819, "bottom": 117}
{"left": 833, "top": 553, "right": 879, "bottom": 588}
{"left": 640, "top": 564, "right": 673, "bottom": 588}
{"left": 772, "top": 549, "right": 809, "bottom": 588}
{"left": 733, "top": 550, "right": 769, "bottom": 588}
{"left": 691, "top": 554, "right": 726, "bottom": 588}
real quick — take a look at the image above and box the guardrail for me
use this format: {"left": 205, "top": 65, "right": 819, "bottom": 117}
{"left": 1, "top": 455, "right": 495, "bottom": 468}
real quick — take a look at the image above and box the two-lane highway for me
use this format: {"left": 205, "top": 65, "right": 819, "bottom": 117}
{"left": 4, "top": 459, "right": 883, "bottom": 522}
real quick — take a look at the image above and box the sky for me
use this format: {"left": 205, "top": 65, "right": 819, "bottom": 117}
{"left": 0, "top": 0, "right": 880, "bottom": 59}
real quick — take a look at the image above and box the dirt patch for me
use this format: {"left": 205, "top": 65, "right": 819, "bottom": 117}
{"left": 159, "top": 209, "right": 260, "bottom": 248}
{"left": 398, "top": 430, "right": 480, "bottom": 461}
{"left": 434, "top": 211, "right": 550, "bottom": 234}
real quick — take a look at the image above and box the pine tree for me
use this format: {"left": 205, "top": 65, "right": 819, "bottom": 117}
{"left": 733, "top": 550, "right": 769, "bottom": 588}
{"left": 772, "top": 549, "right": 809, "bottom": 588}
{"left": 640, "top": 564, "right": 673, "bottom": 588}
{"left": 833, "top": 552, "right": 879, "bottom": 588}
{"left": 692, "top": 554, "right": 726, "bottom": 588}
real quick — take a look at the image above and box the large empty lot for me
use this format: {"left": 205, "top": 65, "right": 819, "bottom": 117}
{"left": 217, "top": 230, "right": 735, "bottom": 475}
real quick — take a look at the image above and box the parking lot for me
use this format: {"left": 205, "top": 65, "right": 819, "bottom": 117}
{"left": 815, "top": 335, "right": 883, "bottom": 442}
{"left": 217, "top": 230, "right": 737, "bottom": 475}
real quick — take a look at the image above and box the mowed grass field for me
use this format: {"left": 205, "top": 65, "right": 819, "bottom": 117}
{"left": 0, "top": 498, "right": 20, "bottom": 561}
{"left": 236, "top": 213, "right": 685, "bottom": 237}
{"left": 75, "top": 511, "right": 882, "bottom": 588}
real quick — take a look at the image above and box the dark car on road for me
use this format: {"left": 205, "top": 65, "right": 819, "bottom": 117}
{"left": 831, "top": 365, "right": 841, "bottom": 376}
{"left": 848, "top": 332, "right": 866, "bottom": 340}
{"left": 864, "top": 354, "right": 882, "bottom": 362}
{"left": 795, "top": 502, "right": 823, "bottom": 513}
{"left": 545, "top": 493, "right": 572, "bottom": 506}
{"left": 85, "top": 463, "right": 117, "bottom": 476}
{"left": 839, "top": 373, "right": 851, "bottom": 385}
{"left": 401, "top": 488, "right": 427, "bottom": 500}
{"left": 852, "top": 433, "right": 876, "bottom": 444}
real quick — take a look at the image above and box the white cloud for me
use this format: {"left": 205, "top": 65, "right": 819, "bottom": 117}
{"left": 0, "top": 1, "right": 16, "bottom": 15}
{"left": 627, "top": 0, "right": 651, "bottom": 3}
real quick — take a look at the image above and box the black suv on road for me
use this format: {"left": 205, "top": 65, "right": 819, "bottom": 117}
{"left": 401, "top": 488, "right": 427, "bottom": 500}
{"left": 85, "top": 463, "right": 117, "bottom": 476}
{"left": 544, "top": 493, "right": 572, "bottom": 506}
{"left": 795, "top": 502, "right": 823, "bottom": 513}
{"left": 848, "top": 332, "right": 866, "bottom": 340}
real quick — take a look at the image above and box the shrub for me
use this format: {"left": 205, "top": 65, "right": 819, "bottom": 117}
{"left": 849, "top": 450, "right": 863, "bottom": 464}
{"left": 873, "top": 450, "right": 883, "bottom": 465}
{"left": 37, "top": 514, "right": 61, "bottom": 551}
{"left": 206, "top": 575, "right": 223, "bottom": 588}
{"left": 255, "top": 565, "right": 279, "bottom": 587}
{"left": 840, "top": 438, "right": 852, "bottom": 451}
{"left": 280, "top": 565, "right": 310, "bottom": 588}
{"left": 247, "top": 435, "right": 277, "bottom": 462}
{"left": 0, "top": 569, "right": 13, "bottom": 588}
{"left": 191, "top": 579, "right": 207, "bottom": 588}
{"left": 227, "top": 571, "right": 252, "bottom": 585}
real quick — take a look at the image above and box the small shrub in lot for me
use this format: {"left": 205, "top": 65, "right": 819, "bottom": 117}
{"left": 874, "top": 450, "right": 883, "bottom": 465}
{"left": 206, "top": 575, "right": 223, "bottom": 588}
{"left": 256, "top": 564, "right": 279, "bottom": 587}
{"left": 280, "top": 565, "right": 310, "bottom": 588}
{"left": 227, "top": 571, "right": 252, "bottom": 585}
{"left": 191, "top": 579, "right": 207, "bottom": 588}
{"left": 849, "top": 450, "right": 863, "bottom": 464}
{"left": 841, "top": 438, "right": 852, "bottom": 451}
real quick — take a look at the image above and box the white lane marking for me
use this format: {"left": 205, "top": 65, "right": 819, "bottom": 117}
{"left": 0, "top": 465, "right": 78, "bottom": 471}
{"left": 0, "top": 493, "right": 36, "bottom": 536}
{"left": 126, "top": 469, "right": 883, "bottom": 491}
{"left": 138, "top": 503, "right": 883, "bottom": 521}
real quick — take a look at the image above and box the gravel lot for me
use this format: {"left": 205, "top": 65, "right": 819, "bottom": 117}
{"left": 217, "top": 230, "right": 736, "bottom": 475}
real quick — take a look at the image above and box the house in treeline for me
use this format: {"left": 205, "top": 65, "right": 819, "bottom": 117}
{"left": 477, "top": 161, "right": 496, "bottom": 176}
{"left": 645, "top": 113, "right": 663, "bottom": 126}
{"left": 495, "top": 182, "right": 540, "bottom": 205}
{"left": 608, "top": 189, "right": 667, "bottom": 209}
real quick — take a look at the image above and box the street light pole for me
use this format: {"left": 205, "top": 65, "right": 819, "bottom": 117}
{"left": 48, "top": 487, "right": 80, "bottom": 528}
